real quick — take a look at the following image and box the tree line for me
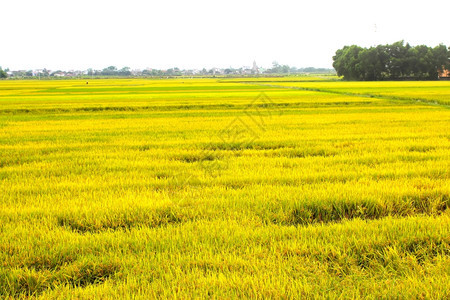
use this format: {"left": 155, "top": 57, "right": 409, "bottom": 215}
{"left": 0, "top": 67, "right": 7, "bottom": 78}
{"left": 332, "top": 41, "right": 450, "bottom": 80}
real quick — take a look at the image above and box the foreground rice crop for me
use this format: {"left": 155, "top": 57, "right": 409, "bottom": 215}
{"left": 0, "top": 78, "right": 449, "bottom": 298}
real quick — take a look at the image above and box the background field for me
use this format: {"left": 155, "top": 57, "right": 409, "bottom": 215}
{"left": 0, "top": 78, "right": 449, "bottom": 298}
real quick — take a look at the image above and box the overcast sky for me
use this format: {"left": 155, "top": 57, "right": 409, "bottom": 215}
{"left": 1, "top": 0, "right": 449, "bottom": 70}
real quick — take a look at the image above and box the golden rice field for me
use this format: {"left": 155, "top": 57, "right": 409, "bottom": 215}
{"left": 0, "top": 77, "right": 449, "bottom": 298}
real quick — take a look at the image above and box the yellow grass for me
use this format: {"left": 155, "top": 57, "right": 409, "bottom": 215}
{"left": 0, "top": 78, "right": 449, "bottom": 298}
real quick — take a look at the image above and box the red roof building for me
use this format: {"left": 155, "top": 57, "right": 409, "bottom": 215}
{"left": 439, "top": 68, "right": 450, "bottom": 78}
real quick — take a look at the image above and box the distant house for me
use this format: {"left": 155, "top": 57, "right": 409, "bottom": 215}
{"left": 438, "top": 68, "right": 450, "bottom": 79}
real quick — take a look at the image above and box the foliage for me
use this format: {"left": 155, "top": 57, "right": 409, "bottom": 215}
{"left": 333, "top": 41, "right": 450, "bottom": 80}
{"left": 0, "top": 67, "right": 7, "bottom": 78}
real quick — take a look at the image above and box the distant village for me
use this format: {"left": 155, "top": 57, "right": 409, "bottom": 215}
{"left": 1, "top": 62, "right": 334, "bottom": 78}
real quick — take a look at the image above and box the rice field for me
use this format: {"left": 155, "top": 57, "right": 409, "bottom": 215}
{"left": 0, "top": 78, "right": 449, "bottom": 298}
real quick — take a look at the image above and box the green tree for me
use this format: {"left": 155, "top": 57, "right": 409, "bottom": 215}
{"left": 332, "top": 45, "right": 364, "bottom": 80}
{"left": 102, "top": 66, "right": 117, "bottom": 76}
{"left": 432, "top": 44, "right": 450, "bottom": 79}
{"left": 356, "top": 46, "right": 388, "bottom": 80}
{"left": 384, "top": 41, "right": 410, "bottom": 79}
{"left": 333, "top": 42, "right": 450, "bottom": 80}
{"left": 0, "top": 67, "right": 7, "bottom": 79}
{"left": 118, "top": 67, "right": 131, "bottom": 76}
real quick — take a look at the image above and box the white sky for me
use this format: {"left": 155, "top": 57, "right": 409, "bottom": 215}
{"left": 1, "top": 0, "right": 449, "bottom": 71}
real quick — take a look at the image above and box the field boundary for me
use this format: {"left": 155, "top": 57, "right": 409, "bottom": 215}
{"left": 243, "top": 82, "right": 450, "bottom": 109}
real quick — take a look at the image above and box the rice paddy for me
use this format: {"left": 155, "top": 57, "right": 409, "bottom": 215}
{"left": 0, "top": 78, "right": 449, "bottom": 298}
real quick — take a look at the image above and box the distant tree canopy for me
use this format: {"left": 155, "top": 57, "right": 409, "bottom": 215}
{"left": 332, "top": 41, "right": 450, "bottom": 80}
{"left": 96, "top": 66, "right": 130, "bottom": 76}
{"left": 266, "top": 62, "right": 334, "bottom": 74}
{"left": 0, "top": 67, "right": 7, "bottom": 79}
